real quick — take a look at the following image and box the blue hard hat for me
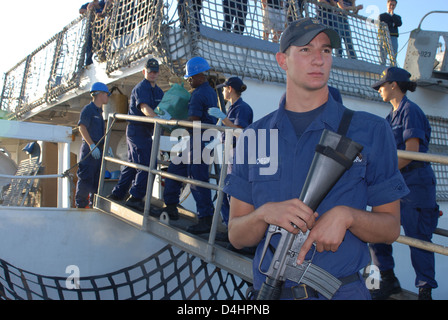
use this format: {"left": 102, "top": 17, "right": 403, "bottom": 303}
{"left": 184, "top": 57, "right": 210, "bottom": 79}
{"left": 22, "top": 142, "right": 37, "bottom": 154}
{"left": 90, "top": 82, "right": 111, "bottom": 95}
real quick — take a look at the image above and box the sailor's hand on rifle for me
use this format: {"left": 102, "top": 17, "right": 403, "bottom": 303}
{"left": 296, "top": 205, "right": 352, "bottom": 265}
{"left": 262, "top": 199, "right": 318, "bottom": 234}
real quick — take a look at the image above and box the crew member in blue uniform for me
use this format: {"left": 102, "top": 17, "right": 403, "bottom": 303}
{"left": 222, "top": 0, "right": 249, "bottom": 34}
{"left": 370, "top": 67, "right": 439, "bottom": 300}
{"left": 158, "top": 57, "right": 218, "bottom": 234}
{"left": 223, "top": 18, "right": 409, "bottom": 300}
{"left": 108, "top": 58, "right": 164, "bottom": 211}
{"left": 76, "top": 82, "right": 110, "bottom": 208}
{"left": 79, "top": 0, "right": 107, "bottom": 66}
{"left": 208, "top": 77, "right": 253, "bottom": 225}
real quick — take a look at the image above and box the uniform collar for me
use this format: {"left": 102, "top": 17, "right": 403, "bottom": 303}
{"left": 397, "top": 95, "right": 409, "bottom": 111}
{"left": 390, "top": 95, "right": 408, "bottom": 121}
{"left": 144, "top": 78, "right": 157, "bottom": 88}
{"left": 91, "top": 101, "right": 103, "bottom": 110}
{"left": 194, "top": 81, "right": 210, "bottom": 91}
{"left": 269, "top": 91, "right": 344, "bottom": 142}
{"left": 229, "top": 97, "right": 243, "bottom": 111}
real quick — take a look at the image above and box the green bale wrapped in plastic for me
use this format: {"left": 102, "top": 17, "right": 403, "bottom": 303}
{"left": 155, "top": 83, "right": 190, "bottom": 131}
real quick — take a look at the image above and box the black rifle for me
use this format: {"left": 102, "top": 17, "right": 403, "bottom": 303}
{"left": 256, "top": 126, "right": 363, "bottom": 300}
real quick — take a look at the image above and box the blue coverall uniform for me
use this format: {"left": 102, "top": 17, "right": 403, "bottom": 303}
{"left": 221, "top": 97, "right": 253, "bottom": 225}
{"left": 224, "top": 94, "right": 409, "bottom": 299}
{"left": 163, "top": 81, "right": 217, "bottom": 218}
{"left": 334, "top": 0, "right": 357, "bottom": 59}
{"left": 371, "top": 95, "right": 439, "bottom": 289}
{"left": 76, "top": 102, "right": 105, "bottom": 208}
{"left": 80, "top": 1, "right": 106, "bottom": 66}
{"left": 111, "top": 79, "right": 164, "bottom": 200}
{"left": 222, "top": 0, "right": 248, "bottom": 34}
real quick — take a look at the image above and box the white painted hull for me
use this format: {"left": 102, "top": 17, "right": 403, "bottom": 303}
{"left": 0, "top": 206, "right": 248, "bottom": 300}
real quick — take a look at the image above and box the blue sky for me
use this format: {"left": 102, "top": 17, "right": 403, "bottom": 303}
{"left": 0, "top": 0, "right": 446, "bottom": 77}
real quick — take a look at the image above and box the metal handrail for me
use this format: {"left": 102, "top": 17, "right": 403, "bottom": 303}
{"left": 96, "top": 112, "right": 237, "bottom": 265}
{"left": 397, "top": 150, "right": 448, "bottom": 165}
{"left": 417, "top": 11, "right": 448, "bottom": 30}
{"left": 397, "top": 235, "right": 448, "bottom": 256}
{"left": 395, "top": 149, "right": 448, "bottom": 254}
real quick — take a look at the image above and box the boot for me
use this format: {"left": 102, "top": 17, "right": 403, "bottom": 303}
{"left": 125, "top": 195, "right": 145, "bottom": 212}
{"left": 106, "top": 193, "right": 124, "bottom": 202}
{"left": 418, "top": 287, "right": 432, "bottom": 300}
{"left": 186, "top": 215, "right": 213, "bottom": 234}
{"left": 150, "top": 204, "right": 179, "bottom": 221}
{"left": 371, "top": 270, "right": 401, "bottom": 300}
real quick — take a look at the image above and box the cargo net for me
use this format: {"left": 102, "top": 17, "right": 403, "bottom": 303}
{"left": 428, "top": 116, "right": 448, "bottom": 202}
{"left": 0, "top": 244, "right": 249, "bottom": 300}
{"left": 304, "top": 1, "right": 396, "bottom": 65}
{"left": 92, "top": 0, "right": 394, "bottom": 100}
{"left": 1, "top": 0, "right": 396, "bottom": 118}
{"left": 0, "top": 16, "right": 88, "bottom": 119}
{"left": 90, "top": 0, "right": 165, "bottom": 73}
{"left": 2, "top": 157, "right": 41, "bottom": 207}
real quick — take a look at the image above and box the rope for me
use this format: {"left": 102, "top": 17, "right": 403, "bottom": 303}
{"left": 61, "top": 117, "right": 117, "bottom": 179}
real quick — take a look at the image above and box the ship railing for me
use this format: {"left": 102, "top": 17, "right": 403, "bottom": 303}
{"left": 0, "top": 15, "right": 88, "bottom": 119}
{"left": 94, "top": 113, "right": 253, "bottom": 281}
{"left": 396, "top": 150, "right": 448, "bottom": 255}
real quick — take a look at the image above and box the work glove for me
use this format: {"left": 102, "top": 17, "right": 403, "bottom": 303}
{"left": 107, "top": 146, "right": 114, "bottom": 157}
{"left": 89, "top": 144, "right": 101, "bottom": 160}
{"left": 155, "top": 109, "right": 172, "bottom": 120}
{"left": 208, "top": 107, "right": 226, "bottom": 120}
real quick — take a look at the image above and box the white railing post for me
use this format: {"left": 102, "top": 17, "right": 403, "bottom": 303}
{"left": 58, "top": 142, "right": 71, "bottom": 208}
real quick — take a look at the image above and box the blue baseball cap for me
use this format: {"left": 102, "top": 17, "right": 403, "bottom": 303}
{"left": 146, "top": 58, "right": 160, "bottom": 72}
{"left": 371, "top": 67, "right": 412, "bottom": 90}
{"left": 217, "top": 77, "right": 246, "bottom": 92}
{"left": 280, "top": 18, "right": 341, "bottom": 53}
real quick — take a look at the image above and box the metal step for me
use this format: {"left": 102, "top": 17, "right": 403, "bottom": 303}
{"left": 93, "top": 195, "right": 254, "bottom": 283}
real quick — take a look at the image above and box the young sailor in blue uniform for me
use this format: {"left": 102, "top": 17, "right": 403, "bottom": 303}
{"left": 208, "top": 77, "right": 254, "bottom": 226}
{"left": 76, "top": 82, "right": 110, "bottom": 208}
{"left": 160, "top": 57, "right": 218, "bottom": 234}
{"left": 370, "top": 67, "right": 439, "bottom": 300}
{"left": 108, "top": 58, "right": 164, "bottom": 211}
{"left": 223, "top": 18, "right": 409, "bottom": 299}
